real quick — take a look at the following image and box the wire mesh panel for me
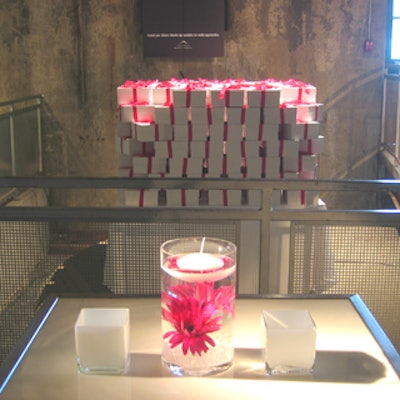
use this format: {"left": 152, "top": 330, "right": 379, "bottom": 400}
{"left": 104, "top": 221, "right": 238, "bottom": 295}
{"left": 0, "top": 221, "right": 109, "bottom": 366}
{"left": 289, "top": 222, "right": 400, "bottom": 352}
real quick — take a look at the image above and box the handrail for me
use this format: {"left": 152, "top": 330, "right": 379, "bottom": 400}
{"left": 1, "top": 177, "right": 400, "bottom": 294}
{"left": 0, "top": 94, "right": 44, "bottom": 111}
{"left": 1, "top": 176, "right": 400, "bottom": 191}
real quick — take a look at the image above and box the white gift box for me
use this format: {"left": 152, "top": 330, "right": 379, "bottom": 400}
{"left": 280, "top": 122, "right": 320, "bottom": 140}
{"left": 225, "top": 190, "right": 243, "bottom": 206}
{"left": 259, "top": 123, "right": 280, "bottom": 141}
{"left": 119, "top": 104, "right": 134, "bottom": 123}
{"left": 168, "top": 158, "right": 183, "bottom": 177}
{"left": 281, "top": 155, "right": 300, "bottom": 172}
{"left": 152, "top": 87, "right": 171, "bottom": 105}
{"left": 185, "top": 157, "right": 204, "bottom": 177}
{"left": 132, "top": 157, "right": 152, "bottom": 175}
{"left": 226, "top": 107, "right": 245, "bottom": 125}
{"left": 225, "top": 124, "right": 244, "bottom": 142}
{"left": 299, "top": 136, "right": 325, "bottom": 154}
{"left": 123, "top": 189, "right": 159, "bottom": 207}
{"left": 261, "top": 309, "right": 316, "bottom": 375}
{"left": 277, "top": 140, "right": 300, "bottom": 157}
{"left": 208, "top": 190, "right": 225, "bottom": 206}
{"left": 280, "top": 104, "right": 322, "bottom": 124}
{"left": 206, "top": 154, "right": 224, "bottom": 177}
{"left": 209, "top": 125, "right": 226, "bottom": 145}
{"left": 134, "top": 123, "right": 156, "bottom": 142}
{"left": 117, "top": 167, "right": 132, "bottom": 178}
{"left": 75, "top": 308, "right": 130, "bottom": 374}
{"left": 226, "top": 154, "right": 243, "bottom": 176}
{"left": 117, "top": 121, "right": 133, "bottom": 138}
{"left": 117, "top": 86, "right": 135, "bottom": 105}
{"left": 261, "top": 107, "right": 281, "bottom": 125}
{"left": 242, "top": 141, "right": 260, "bottom": 158}
{"left": 155, "top": 124, "right": 174, "bottom": 141}
{"left": 225, "top": 141, "right": 243, "bottom": 159}
{"left": 118, "top": 153, "right": 132, "bottom": 168}
{"left": 172, "top": 89, "right": 190, "bottom": 108}
{"left": 191, "top": 90, "right": 209, "bottom": 107}
{"left": 262, "top": 140, "right": 280, "bottom": 157}
{"left": 154, "top": 105, "right": 173, "bottom": 125}
{"left": 190, "top": 141, "right": 208, "bottom": 158}
{"left": 224, "top": 89, "right": 245, "bottom": 107}
{"left": 165, "top": 189, "right": 184, "bottom": 206}
{"left": 246, "top": 89, "right": 280, "bottom": 108}
{"left": 283, "top": 190, "right": 319, "bottom": 207}
{"left": 182, "top": 189, "right": 200, "bottom": 206}
{"left": 133, "top": 104, "right": 156, "bottom": 123}
{"left": 210, "top": 89, "right": 225, "bottom": 107}
{"left": 244, "top": 108, "right": 262, "bottom": 131}
{"left": 173, "top": 107, "right": 190, "bottom": 124}
{"left": 244, "top": 124, "right": 261, "bottom": 141}
{"left": 208, "top": 139, "right": 224, "bottom": 160}
{"left": 190, "top": 123, "right": 209, "bottom": 141}
{"left": 210, "top": 107, "right": 226, "bottom": 125}
{"left": 173, "top": 124, "right": 189, "bottom": 141}
{"left": 280, "top": 84, "right": 317, "bottom": 104}
{"left": 244, "top": 157, "right": 263, "bottom": 178}
{"left": 299, "top": 154, "right": 317, "bottom": 171}
{"left": 190, "top": 107, "right": 211, "bottom": 125}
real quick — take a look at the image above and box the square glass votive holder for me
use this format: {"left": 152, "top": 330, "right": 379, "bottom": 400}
{"left": 75, "top": 308, "right": 130, "bottom": 374}
{"left": 261, "top": 309, "right": 316, "bottom": 376}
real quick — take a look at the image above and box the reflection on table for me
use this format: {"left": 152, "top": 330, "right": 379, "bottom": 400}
{"left": 0, "top": 295, "right": 399, "bottom": 400}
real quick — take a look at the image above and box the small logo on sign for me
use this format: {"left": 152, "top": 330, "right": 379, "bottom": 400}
{"left": 174, "top": 40, "right": 192, "bottom": 50}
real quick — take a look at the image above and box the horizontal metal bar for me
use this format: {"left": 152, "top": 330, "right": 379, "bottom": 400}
{"left": 0, "top": 206, "right": 399, "bottom": 224}
{"left": 0, "top": 95, "right": 43, "bottom": 109}
{"left": 1, "top": 177, "right": 400, "bottom": 192}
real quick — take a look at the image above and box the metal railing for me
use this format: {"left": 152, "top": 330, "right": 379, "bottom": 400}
{"left": 0, "top": 95, "right": 43, "bottom": 202}
{"left": 1, "top": 176, "right": 400, "bottom": 294}
{"left": 382, "top": 71, "right": 400, "bottom": 160}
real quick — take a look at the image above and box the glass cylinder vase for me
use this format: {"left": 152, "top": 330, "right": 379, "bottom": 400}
{"left": 160, "top": 237, "right": 237, "bottom": 376}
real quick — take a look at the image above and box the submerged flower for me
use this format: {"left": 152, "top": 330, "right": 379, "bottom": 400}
{"left": 162, "top": 281, "right": 235, "bottom": 356}
{"left": 163, "top": 296, "right": 221, "bottom": 356}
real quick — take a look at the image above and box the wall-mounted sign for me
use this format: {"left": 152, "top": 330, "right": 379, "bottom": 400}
{"left": 142, "top": 0, "right": 225, "bottom": 58}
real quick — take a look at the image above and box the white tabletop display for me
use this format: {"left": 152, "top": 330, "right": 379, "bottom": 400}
{"left": 160, "top": 237, "right": 237, "bottom": 376}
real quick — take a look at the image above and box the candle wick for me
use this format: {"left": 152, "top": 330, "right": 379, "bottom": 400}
{"left": 200, "top": 237, "right": 206, "bottom": 254}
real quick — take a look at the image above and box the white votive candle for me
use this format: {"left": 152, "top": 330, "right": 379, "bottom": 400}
{"left": 75, "top": 308, "right": 130, "bottom": 374}
{"left": 261, "top": 309, "right": 316, "bottom": 375}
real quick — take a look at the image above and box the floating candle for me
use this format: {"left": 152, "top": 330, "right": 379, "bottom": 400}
{"left": 177, "top": 252, "right": 224, "bottom": 271}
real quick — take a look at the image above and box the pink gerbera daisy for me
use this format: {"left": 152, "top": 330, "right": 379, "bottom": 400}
{"left": 162, "top": 294, "right": 222, "bottom": 356}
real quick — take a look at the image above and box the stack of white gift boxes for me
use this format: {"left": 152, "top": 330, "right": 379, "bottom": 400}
{"left": 116, "top": 78, "right": 324, "bottom": 208}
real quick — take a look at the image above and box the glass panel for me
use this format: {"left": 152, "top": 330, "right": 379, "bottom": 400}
{"left": 391, "top": 19, "right": 400, "bottom": 60}
{"left": 0, "top": 117, "right": 12, "bottom": 176}
{"left": 393, "top": 0, "right": 400, "bottom": 17}
{"left": 13, "top": 110, "right": 39, "bottom": 176}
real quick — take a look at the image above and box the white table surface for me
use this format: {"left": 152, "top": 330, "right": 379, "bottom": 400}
{"left": 1, "top": 295, "right": 399, "bottom": 399}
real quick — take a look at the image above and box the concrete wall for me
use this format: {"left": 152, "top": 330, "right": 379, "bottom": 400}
{"left": 0, "top": 1, "right": 387, "bottom": 207}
